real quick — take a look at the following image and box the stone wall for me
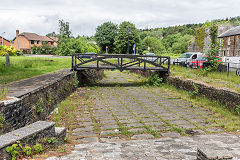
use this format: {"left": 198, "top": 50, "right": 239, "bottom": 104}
{"left": 166, "top": 76, "right": 240, "bottom": 113}
{"left": 131, "top": 70, "right": 240, "bottom": 114}
{"left": 0, "top": 71, "right": 77, "bottom": 135}
{"left": 77, "top": 69, "right": 104, "bottom": 85}
{"left": 0, "top": 69, "right": 104, "bottom": 135}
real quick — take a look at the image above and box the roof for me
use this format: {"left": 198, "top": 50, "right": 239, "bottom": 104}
{"left": 16, "top": 32, "right": 54, "bottom": 41}
{"left": 0, "top": 36, "right": 10, "bottom": 42}
{"left": 48, "top": 36, "right": 58, "bottom": 42}
{"left": 218, "top": 26, "right": 240, "bottom": 38}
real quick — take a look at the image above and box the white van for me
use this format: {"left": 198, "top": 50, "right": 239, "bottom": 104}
{"left": 145, "top": 53, "right": 157, "bottom": 61}
{"left": 175, "top": 52, "right": 203, "bottom": 66}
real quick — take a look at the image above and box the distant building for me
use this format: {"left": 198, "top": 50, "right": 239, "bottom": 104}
{"left": 218, "top": 26, "right": 240, "bottom": 57}
{"left": 0, "top": 36, "right": 11, "bottom": 46}
{"left": 188, "top": 25, "right": 233, "bottom": 54}
{"left": 13, "top": 30, "right": 58, "bottom": 52}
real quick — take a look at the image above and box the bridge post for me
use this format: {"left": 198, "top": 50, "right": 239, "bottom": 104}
{"left": 71, "top": 54, "right": 74, "bottom": 70}
{"left": 168, "top": 57, "right": 170, "bottom": 74}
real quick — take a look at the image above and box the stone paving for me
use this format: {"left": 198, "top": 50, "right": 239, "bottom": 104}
{"left": 47, "top": 70, "right": 240, "bottom": 159}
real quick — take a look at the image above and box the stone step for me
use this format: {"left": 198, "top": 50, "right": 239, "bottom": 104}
{"left": 0, "top": 121, "right": 66, "bottom": 159}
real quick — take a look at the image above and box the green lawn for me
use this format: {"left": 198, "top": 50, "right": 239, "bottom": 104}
{"left": 0, "top": 56, "right": 71, "bottom": 85}
{"left": 170, "top": 65, "right": 240, "bottom": 92}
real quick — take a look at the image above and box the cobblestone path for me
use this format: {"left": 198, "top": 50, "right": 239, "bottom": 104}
{"left": 48, "top": 71, "right": 240, "bottom": 160}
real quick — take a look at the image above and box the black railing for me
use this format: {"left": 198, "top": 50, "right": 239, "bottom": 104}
{"left": 72, "top": 53, "right": 170, "bottom": 73}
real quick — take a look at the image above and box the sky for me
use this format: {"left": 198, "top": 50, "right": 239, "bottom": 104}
{"left": 0, "top": 0, "right": 240, "bottom": 40}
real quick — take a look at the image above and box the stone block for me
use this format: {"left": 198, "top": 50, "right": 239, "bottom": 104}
{"left": 197, "top": 145, "right": 233, "bottom": 160}
{"left": 55, "top": 127, "right": 66, "bottom": 141}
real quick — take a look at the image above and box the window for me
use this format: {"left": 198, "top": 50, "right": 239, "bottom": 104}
{"left": 31, "top": 40, "right": 34, "bottom": 44}
{"left": 37, "top": 41, "right": 39, "bottom": 44}
{"left": 227, "top": 37, "right": 231, "bottom": 45}
{"left": 50, "top": 42, "right": 54, "bottom": 45}
{"left": 227, "top": 50, "right": 230, "bottom": 56}
{"left": 223, "top": 50, "right": 225, "bottom": 56}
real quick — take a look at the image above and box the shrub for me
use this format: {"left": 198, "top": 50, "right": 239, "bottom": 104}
{"left": 147, "top": 74, "right": 163, "bottom": 87}
{"left": 0, "top": 45, "right": 17, "bottom": 56}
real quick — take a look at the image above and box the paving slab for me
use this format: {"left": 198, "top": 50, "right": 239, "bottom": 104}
{"left": 47, "top": 70, "right": 240, "bottom": 159}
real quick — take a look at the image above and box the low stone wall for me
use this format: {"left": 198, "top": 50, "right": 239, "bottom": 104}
{"left": 0, "top": 121, "right": 57, "bottom": 159}
{"left": 0, "top": 71, "right": 77, "bottom": 135}
{"left": 131, "top": 70, "right": 240, "bottom": 114}
{"left": 0, "top": 69, "right": 104, "bottom": 135}
{"left": 166, "top": 76, "right": 240, "bottom": 113}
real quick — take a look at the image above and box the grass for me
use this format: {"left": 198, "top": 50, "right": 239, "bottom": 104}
{"left": 170, "top": 65, "right": 240, "bottom": 92}
{"left": 156, "top": 84, "right": 240, "bottom": 132}
{"left": 0, "top": 56, "right": 71, "bottom": 85}
{"left": 0, "top": 87, "right": 8, "bottom": 101}
{"left": 50, "top": 91, "right": 84, "bottom": 141}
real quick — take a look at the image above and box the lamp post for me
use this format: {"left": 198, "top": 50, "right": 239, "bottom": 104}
{"left": 1, "top": 32, "right": 6, "bottom": 46}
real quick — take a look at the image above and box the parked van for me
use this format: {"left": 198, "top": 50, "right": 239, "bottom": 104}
{"left": 145, "top": 53, "right": 157, "bottom": 61}
{"left": 175, "top": 52, "right": 203, "bottom": 67}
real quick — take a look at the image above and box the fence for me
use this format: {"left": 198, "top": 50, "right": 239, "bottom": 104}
{"left": 172, "top": 59, "right": 240, "bottom": 76}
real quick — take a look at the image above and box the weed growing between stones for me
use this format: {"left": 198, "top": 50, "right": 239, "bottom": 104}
{"left": 0, "top": 114, "right": 5, "bottom": 128}
{"left": 73, "top": 72, "right": 79, "bottom": 88}
{"left": 36, "top": 98, "right": 44, "bottom": 114}
{"left": 189, "top": 84, "right": 199, "bottom": 99}
{"left": 46, "top": 92, "right": 52, "bottom": 106}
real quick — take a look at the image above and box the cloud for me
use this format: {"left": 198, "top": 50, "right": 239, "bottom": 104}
{"left": 0, "top": 0, "right": 240, "bottom": 40}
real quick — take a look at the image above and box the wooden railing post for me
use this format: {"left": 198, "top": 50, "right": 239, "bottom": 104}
{"left": 71, "top": 54, "right": 74, "bottom": 70}
{"left": 168, "top": 57, "right": 170, "bottom": 73}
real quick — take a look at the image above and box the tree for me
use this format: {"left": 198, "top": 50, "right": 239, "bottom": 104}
{"left": 171, "top": 34, "right": 193, "bottom": 54}
{"left": 95, "top": 22, "right": 118, "bottom": 53}
{"left": 114, "top": 21, "right": 140, "bottom": 54}
{"left": 142, "top": 36, "right": 166, "bottom": 54}
{"left": 58, "top": 19, "right": 72, "bottom": 39}
{"left": 46, "top": 32, "right": 57, "bottom": 37}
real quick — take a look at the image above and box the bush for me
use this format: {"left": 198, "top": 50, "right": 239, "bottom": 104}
{"left": 0, "top": 45, "right": 18, "bottom": 56}
{"left": 147, "top": 74, "right": 163, "bottom": 87}
{"left": 32, "top": 44, "right": 57, "bottom": 55}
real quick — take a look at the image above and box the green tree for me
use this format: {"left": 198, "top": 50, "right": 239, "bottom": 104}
{"left": 95, "top": 22, "right": 118, "bottom": 53}
{"left": 58, "top": 19, "right": 72, "bottom": 39}
{"left": 142, "top": 36, "right": 166, "bottom": 54}
{"left": 162, "top": 33, "right": 181, "bottom": 50}
{"left": 171, "top": 34, "right": 193, "bottom": 54}
{"left": 46, "top": 32, "right": 57, "bottom": 37}
{"left": 147, "top": 28, "right": 163, "bottom": 39}
{"left": 114, "top": 21, "right": 140, "bottom": 54}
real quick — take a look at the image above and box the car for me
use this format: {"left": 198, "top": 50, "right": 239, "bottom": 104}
{"left": 145, "top": 53, "right": 157, "bottom": 61}
{"left": 80, "top": 52, "right": 97, "bottom": 59}
{"left": 174, "top": 52, "right": 203, "bottom": 67}
{"left": 189, "top": 55, "right": 222, "bottom": 69}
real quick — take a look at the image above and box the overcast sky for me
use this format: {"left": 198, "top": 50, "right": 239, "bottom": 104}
{"left": 0, "top": 0, "right": 239, "bottom": 40}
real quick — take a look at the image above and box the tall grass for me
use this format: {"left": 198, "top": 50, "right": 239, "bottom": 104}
{"left": 0, "top": 56, "right": 71, "bottom": 85}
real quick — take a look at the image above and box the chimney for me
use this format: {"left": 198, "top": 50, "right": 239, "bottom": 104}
{"left": 16, "top": 30, "right": 19, "bottom": 37}
{"left": 16, "top": 30, "right": 19, "bottom": 50}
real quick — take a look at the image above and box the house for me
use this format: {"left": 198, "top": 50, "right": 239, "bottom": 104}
{"left": 0, "top": 36, "right": 11, "bottom": 46}
{"left": 218, "top": 26, "right": 240, "bottom": 57}
{"left": 188, "top": 25, "right": 233, "bottom": 54}
{"left": 13, "top": 30, "right": 58, "bottom": 52}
